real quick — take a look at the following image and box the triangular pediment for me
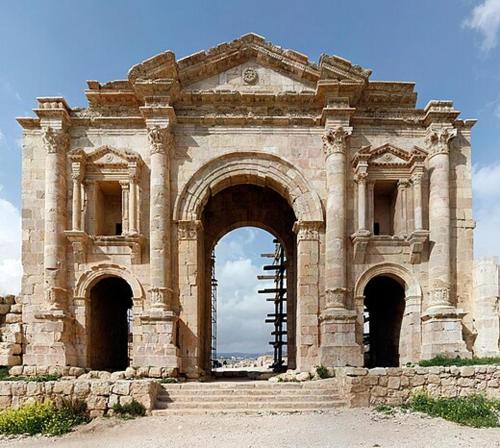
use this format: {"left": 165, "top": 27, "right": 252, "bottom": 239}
{"left": 185, "top": 58, "right": 315, "bottom": 93}
{"left": 69, "top": 146, "right": 141, "bottom": 166}
{"left": 127, "top": 33, "right": 371, "bottom": 95}
{"left": 353, "top": 144, "right": 427, "bottom": 167}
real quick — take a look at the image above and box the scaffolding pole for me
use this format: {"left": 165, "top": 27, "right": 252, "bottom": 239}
{"left": 258, "top": 239, "right": 287, "bottom": 372}
{"left": 210, "top": 251, "right": 218, "bottom": 368}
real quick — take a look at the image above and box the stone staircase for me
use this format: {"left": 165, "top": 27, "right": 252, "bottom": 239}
{"left": 152, "top": 379, "right": 346, "bottom": 415}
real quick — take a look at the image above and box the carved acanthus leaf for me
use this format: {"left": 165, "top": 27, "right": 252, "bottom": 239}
{"left": 42, "top": 128, "right": 69, "bottom": 154}
{"left": 147, "top": 126, "right": 174, "bottom": 155}
{"left": 322, "top": 127, "right": 351, "bottom": 157}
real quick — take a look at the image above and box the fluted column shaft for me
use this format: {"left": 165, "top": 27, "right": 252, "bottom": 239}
{"left": 148, "top": 125, "right": 173, "bottom": 309}
{"left": 322, "top": 127, "right": 350, "bottom": 309}
{"left": 356, "top": 173, "right": 368, "bottom": 232}
{"left": 42, "top": 127, "right": 69, "bottom": 310}
{"left": 427, "top": 127, "right": 456, "bottom": 310}
{"left": 412, "top": 173, "right": 423, "bottom": 231}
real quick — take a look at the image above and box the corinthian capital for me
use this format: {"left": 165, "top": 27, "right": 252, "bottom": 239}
{"left": 147, "top": 126, "right": 174, "bottom": 155}
{"left": 425, "top": 127, "right": 457, "bottom": 157}
{"left": 42, "top": 127, "right": 69, "bottom": 154}
{"left": 322, "top": 126, "right": 351, "bottom": 157}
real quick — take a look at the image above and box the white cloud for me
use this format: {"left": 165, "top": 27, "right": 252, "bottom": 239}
{"left": 215, "top": 256, "right": 275, "bottom": 354}
{"left": 464, "top": 0, "right": 500, "bottom": 51}
{"left": 473, "top": 163, "right": 500, "bottom": 257}
{"left": 0, "top": 190, "right": 22, "bottom": 295}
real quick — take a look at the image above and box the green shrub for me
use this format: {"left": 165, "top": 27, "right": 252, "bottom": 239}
{"left": 316, "top": 365, "right": 330, "bottom": 379}
{"left": 404, "top": 393, "right": 500, "bottom": 428}
{"left": 0, "top": 373, "right": 61, "bottom": 382}
{"left": 0, "top": 367, "right": 9, "bottom": 381}
{"left": 112, "top": 399, "right": 146, "bottom": 418}
{"left": 419, "top": 356, "right": 500, "bottom": 367}
{"left": 0, "top": 399, "right": 89, "bottom": 436}
{"left": 159, "top": 377, "right": 178, "bottom": 384}
{"left": 374, "top": 403, "right": 396, "bottom": 416}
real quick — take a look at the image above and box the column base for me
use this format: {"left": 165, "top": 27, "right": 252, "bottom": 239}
{"left": 421, "top": 308, "right": 471, "bottom": 360}
{"left": 24, "top": 309, "right": 77, "bottom": 366}
{"left": 319, "top": 308, "right": 363, "bottom": 367}
{"left": 134, "top": 310, "right": 180, "bottom": 369}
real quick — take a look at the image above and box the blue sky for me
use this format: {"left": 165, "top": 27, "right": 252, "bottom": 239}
{"left": 0, "top": 0, "right": 499, "bottom": 353}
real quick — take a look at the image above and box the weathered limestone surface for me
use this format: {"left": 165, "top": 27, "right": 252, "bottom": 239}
{"left": 13, "top": 33, "right": 492, "bottom": 376}
{"left": 473, "top": 258, "right": 500, "bottom": 357}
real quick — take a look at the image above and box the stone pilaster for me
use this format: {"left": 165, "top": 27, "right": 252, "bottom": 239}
{"left": 293, "top": 221, "right": 321, "bottom": 371}
{"left": 25, "top": 97, "right": 77, "bottom": 366}
{"left": 421, "top": 111, "right": 469, "bottom": 359}
{"left": 177, "top": 220, "right": 203, "bottom": 378}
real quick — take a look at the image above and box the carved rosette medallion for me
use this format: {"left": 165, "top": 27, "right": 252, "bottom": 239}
{"left": 147, "top": 126, "right": 174, "bottom": 155}
{"left": 322, "top": 127, "right": 350, "bottom": 157}
{"left": 426, "top": 127, "right": 457, "bottom": 157}
{"left": 42, "top": 127, "right": 69, "bottom": 154}
{"left": 242, "top": 67, "right": 258, "bottom": 85}
{"left": 325, "top": 287, "right": 346, "bottom": 309}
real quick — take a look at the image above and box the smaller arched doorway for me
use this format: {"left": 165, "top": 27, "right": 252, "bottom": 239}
{"left": 88, "top": 277, "right": 133, "bottom": 371}
{"left": 364, "top": 276, "right": 405, "bottom": 368}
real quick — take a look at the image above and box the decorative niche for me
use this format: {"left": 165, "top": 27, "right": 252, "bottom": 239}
{"left": 351, "top": 143, "right": 429, "bottom": 264}
{"left": 65, "top": 145, "right": 144, "bottom": 264}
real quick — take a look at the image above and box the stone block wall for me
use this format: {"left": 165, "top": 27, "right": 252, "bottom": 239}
{"left": 336, "top": 365, "right": 500, "bottom": 407}
{"left": 0, "top": 296, "right": 23, "bottom": 366}
{"left": 0, "top": 379, "right": 160, "bottom": 418}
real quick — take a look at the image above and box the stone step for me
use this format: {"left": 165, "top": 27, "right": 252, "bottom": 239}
{"left": 157, "top": 388, "right": 340, "bottom": 397}
{"left": 161, "top": 380, "right": 339, "bottom": 390}
{"left": 157, "top": 394, "right": 341, "bottom": 403}
{"left": 154, "top": 400, "right": 345, "bottom": 411}
{"left": 151, "top": 408, "right": 336, "bottom": 416}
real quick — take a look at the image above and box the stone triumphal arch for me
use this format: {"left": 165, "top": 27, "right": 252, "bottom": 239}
{"left": 16, "top": 33, "right": 484, "bottom": 377}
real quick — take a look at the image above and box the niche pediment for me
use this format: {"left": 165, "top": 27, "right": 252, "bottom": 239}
{"left": 352, "top": 143, "right": 427, "bottom": 168}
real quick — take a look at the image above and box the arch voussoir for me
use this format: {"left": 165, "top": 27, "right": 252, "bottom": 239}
{"left": 174, "top": 151, "right": 324, "bottom": 223}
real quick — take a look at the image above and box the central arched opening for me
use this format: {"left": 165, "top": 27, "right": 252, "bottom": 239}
{"left": 201, "top": 183, "right": 297, "bottom": 375}
{"left": 88, "top": 276, "right": 133, "bottom": 371}
{"left": 364, "top": 275, "right": 405, "bottom": 368}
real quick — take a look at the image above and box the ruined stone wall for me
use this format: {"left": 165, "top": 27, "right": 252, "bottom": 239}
{"left": 336, "top": 365, "right": 500, "bottom": 407}
{"left": 0, "top": 295, "right": 23, "bottom": 366}
{"left": 0, "top": 378, "right": 159, "bottom": 417}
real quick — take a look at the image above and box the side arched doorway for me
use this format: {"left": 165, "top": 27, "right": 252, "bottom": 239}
{"left": 88, "top": 276, "right": 133, "bottom": 371}
{"left": 363, "top": 276, "right": 405, "bottom": 367}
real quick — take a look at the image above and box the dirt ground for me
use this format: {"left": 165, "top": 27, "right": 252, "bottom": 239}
{"left": 0, "top": 409, "right": 499, "bottom": 448}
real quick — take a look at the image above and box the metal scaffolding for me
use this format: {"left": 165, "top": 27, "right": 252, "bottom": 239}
{"left": 210, "top": 251, "right": 218, "bottom": 367}
{"left": 258, "top": 239, "right": 287, "bottom": 372}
